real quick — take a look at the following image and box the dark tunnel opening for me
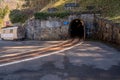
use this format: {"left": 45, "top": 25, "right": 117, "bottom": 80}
{"left": 69, "top": 19, "right": 85, "bottom": 39}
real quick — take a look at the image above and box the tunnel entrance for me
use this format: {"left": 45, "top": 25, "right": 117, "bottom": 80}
{"left": 69, "top": 19, "right": 85, "bottom": 39}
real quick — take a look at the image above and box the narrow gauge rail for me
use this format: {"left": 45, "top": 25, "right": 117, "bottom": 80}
{"left": 0, "top": 38, "right": 81, "bottom": 65}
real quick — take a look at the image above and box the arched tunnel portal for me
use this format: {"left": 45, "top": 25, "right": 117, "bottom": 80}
{"left": 69, "top": 19, "right": 85, "bottom": 39}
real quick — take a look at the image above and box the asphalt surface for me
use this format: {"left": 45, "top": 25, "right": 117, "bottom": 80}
{"left": 0, "top": 40, "right": 120, "bottom": 80}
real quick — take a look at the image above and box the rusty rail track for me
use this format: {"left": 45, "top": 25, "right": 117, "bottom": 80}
{"left": 0, "top": 38, "right": 81, "bottom": 65}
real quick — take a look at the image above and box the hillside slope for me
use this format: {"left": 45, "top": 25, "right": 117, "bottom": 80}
{"left": 0, "top": 0, "right": 23, "bottom": 27}
{"left": 79, "top": 0, "right": 120, "bottom": 22}
{"left": 41, "top": 0, "right": 120, "bottom": 22}
{"left": 0, "top": 0, "right": 23, "bottom": 10}
{"left": 0, "top": 0, "right": 120, "bottom": 24}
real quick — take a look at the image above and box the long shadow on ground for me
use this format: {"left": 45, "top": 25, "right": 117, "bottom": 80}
{"left": 1, "top": 56, "right": 120, "bottom": 80}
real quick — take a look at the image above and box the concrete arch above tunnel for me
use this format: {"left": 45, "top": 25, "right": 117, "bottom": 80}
{"left": 69, "top": 19, "right": 85, "bottom": 39}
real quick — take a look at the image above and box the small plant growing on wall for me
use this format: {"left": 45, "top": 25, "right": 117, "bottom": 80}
{"left": 34, "top": 12, "right": 69, "bottom": 20}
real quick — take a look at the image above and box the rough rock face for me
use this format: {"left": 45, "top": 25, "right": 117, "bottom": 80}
{"left": 94, "top": 16, "right": 120, "bottom": 44}
{"left": 25, "top": 17, "right": 70, "bottom": 40}
{"left": 24, "top": 14, "right": 96, "bottom": 40}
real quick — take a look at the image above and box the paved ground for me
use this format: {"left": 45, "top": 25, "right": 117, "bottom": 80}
{"left": 0, "top": 40, "right": 62, "bottom": 56}
{"left": 0, "top": 40, "right": 120, "bottom": 80}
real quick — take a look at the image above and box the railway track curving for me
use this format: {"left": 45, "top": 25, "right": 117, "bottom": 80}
{"left": 0, "top": 38, "right": 82, "bottom": 66}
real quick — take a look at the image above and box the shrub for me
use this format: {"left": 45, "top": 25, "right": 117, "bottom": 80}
{"left": 9, "top": 9, "right": 28, "bottom": 23}
{"left": 34, "top": 12, "right": 69, "bottom": 20}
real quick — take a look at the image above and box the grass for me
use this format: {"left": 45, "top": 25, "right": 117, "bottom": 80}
{"left": 108, "top": 16, "right": 120, "bottom": 23}
{"left": 40, "top": 0, "right": 120, "bottom": 23}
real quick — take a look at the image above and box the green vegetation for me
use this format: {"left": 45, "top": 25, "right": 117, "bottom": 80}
{"left": 0, "top": 19, "right": 3, "bottom": 28}
{"left": 35, "top": 12, "right": 69, "bottom": 20}
{"left": 1, "top": 0, "right": 120, "bottom": 23}
{"left": 9, "top": 9, "right": 29, "bottom": 23}
{"left": 39, "top": 0, "right": 120, "bottom": 22}
{"left": 0, "top": 5, "right": 9, "bottom": 28}
{"left": 78, "top": 0, "right": 119, "bottom": 22}
{"left": 80, "top": 0, "right": 120, "bottom": 17}
{"left": 53, "top": 0, "right": 120, "bottom": 16}
{"left": 0, "top": 5, "right": 9, "bottom": 19}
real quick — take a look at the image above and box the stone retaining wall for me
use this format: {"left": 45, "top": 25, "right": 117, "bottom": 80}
{"left": 24, "top": 14, "right": 96, "bottom": 40}
{"left": 24, "top": 17, "right": 71, "bottom": 40}
{"left": 94, "top": 16, "right": 120, "bottom": 44}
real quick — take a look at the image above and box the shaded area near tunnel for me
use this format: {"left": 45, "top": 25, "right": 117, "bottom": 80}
{"left": 69, "top": 19, "right": 85, "bottom": 39}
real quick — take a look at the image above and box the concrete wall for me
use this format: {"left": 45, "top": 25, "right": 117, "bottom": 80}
{"left": 94, "top": 16, "right": 120, "bottom": 44}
